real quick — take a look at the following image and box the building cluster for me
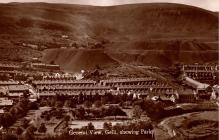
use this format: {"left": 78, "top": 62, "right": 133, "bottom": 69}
{"left": 30, "top": 63, "right": 61, "bottom": 71}
{"left": 0, "top": 62, "right": 61, "bottom": 72}
{"left": 179, "top": 64, "right": 219, "bottom": 102}
{"left": 0, "top": 80, "right": 38, "bottom": 110}
{"left": 32, "top": 77, "right": 175, "bottom": 99}
{"left": 0, "top": 64, "right": 21, "bottom": 71}
{"left": 182, "top": 64, "right": 219, "bottom": 85}
{"left": 0, "top": 63, "right": 218, "bottom": 110}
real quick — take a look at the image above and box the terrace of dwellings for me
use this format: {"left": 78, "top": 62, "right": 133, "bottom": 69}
{"left": 0, "top": 63, "right": 21, "bottom": 71}
{"left": 185, "top": 71, "right": 218, "bottom": 79}
{"left": 32, "top": 79, "right": 96, "bottom": 86}
{"left": 33, "top": 77, "right": 165, "bottom": 88}
{"left": 182, "top": 64, "right": 219, "bottom": 84}
{"left": 39, "top": 90, "right": 107, "bottom": 96}
{"left": 37, "top": 84, "right": 173, "bottom": 91}
{"left": 99, "top": 77, "right": 158, "bottom": 86}
{"left": 0, "top": 84, "right": 29, "bottom": 97}
{"left": 0, "top": 81, "right": 20, "bottom": 86}
{"left": 38, "top": 87, "right": 174, "bottom": 97}
{"left": 33, "top": 77, "right": 174, "bottom": 97}
{"left": 39, "top": 89, "right": 150, "bottom": 97}
{"left": 182, "top": 64, "right": 219, "bottom": 71}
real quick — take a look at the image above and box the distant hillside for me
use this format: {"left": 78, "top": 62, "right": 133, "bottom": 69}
{"left": 0, "top": 3, "right": 218, "bottom": 71}
{"left": 0, "top": 3, "right": 217, "bottom": 41}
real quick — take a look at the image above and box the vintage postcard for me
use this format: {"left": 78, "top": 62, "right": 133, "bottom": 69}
{"left": 0, "top": 0, "right": 218, "bottom": 140}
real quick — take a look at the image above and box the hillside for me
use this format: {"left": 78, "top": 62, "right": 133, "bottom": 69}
{"left": 42, "top": 49, "right": 118, "bottom": 72}
{"left": 0, "top": 3, "right": 218, "bottom": 71}
{"left": 0, "top": 3, "right": 217, "bottom": 41}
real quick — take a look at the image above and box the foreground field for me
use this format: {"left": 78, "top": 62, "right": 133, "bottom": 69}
{"left": 154, "top": 111, "right": 218, "bottom": 140}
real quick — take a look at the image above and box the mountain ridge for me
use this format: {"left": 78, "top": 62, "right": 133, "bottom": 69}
{"left": 0, "top": 3, "right": 217, "bottom": 71}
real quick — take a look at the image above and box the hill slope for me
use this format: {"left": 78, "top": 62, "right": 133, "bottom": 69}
{"left": 0, "top": 3, "right": 217, "bottom": 41}
{"left": 0, "top": 3, "right": 218, "bottom": 71}
{"left": 42, "top": 49, "right": 118, "bottom": 72}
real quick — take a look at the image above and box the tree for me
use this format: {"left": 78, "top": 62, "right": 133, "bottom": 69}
{"left": 2, "top": 113, "right": 14, "bottom": 129}
{"left": 64, "top": 100, "right": 76, "bottom": 108}
{"left": 45, "top": 115, "right": 51, "bottom": 121}
{"left": 107, "top": 105, "right": 127, "bottom": 118}
{"left": 64, "top": 115, "right": 70, "bottom": 122}
{"left": 0, "top": 114, "right": 2, "bottom": 126}
{"left": 28, "top": 102, "right": 39, "bottom": 110}
{"left": 2, "top": 133, "right": 18, "bottom": 140}
{"left": 78, "top": 93, "right": 84, "bottom": 104}
{"left": 38, "top": 123, "right": 47, "bottom": 133}
{"left": 50, "top": 60, "right": 55, "bottom": 65}
{"left": 173, "top": 62, "right": 183, "bottom": 78}
{"left": 55, "top": 109, "right": 64, "bottom": 119}
{"left": 113, "top": 123, "right": 122, "bottom": 132}
{"left": 103, "top": 122, "right": 112, "bottom": 130}
{"left": 22, "top": 125, "right": 36, "bottom": 140}
{"left": 105, "top": 93, "right": 114, "bottom": 104}
{"left": 142, "top": 100, "right": 165, "bottom": 120}
{"left": 16, "top": 127, "right": 23, "bottom": 136}
{"left": 21, "top": 118, "right": 30, "bottom": 129}
{"left": 49, "top": 97, "right": 56, "bottom": 107}
{"left": 94, "top": 100, "right": 102, "bottom": 108}
{"left": 27, "top": 125, "right": 37, "bottom": 135}
{"left": 64, "top": 115, "right": 71, "bottom": 127}
{"left": 122, "top": 93, "right": 128, "bottom": 102}
{"left": 132, "top": 105, "right": 143, "bottom": 119}
{"left": 18, "top": 98, "right": 29, "bottom": 109}
{"left": 23, "top": 91, "right": 30, "bottom": 98}
{"left": 87, "top": 122, "right": 95, "bottom": 130}
{"left": 84, "top": 101, "right": 92, "bottom": 108}
{"left": 56, "top": 101, "right": 64, "bottom": 108}
{"left": 100, "top": 96, "right": 107, "bottom": 105}
{"left": 94, "top": 93, "right": 101, "bottom": 101}
{"left": 12, "top": 105, "right": 26, "bottom": 118}
{"left": 76, "top": 107, "right": 85, "bottom": 120}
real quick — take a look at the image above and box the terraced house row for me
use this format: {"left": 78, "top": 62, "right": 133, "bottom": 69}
{"left": 182, "top": 64, "right": 219, "bottom": 85}
{"left": 1, "top": 72, "right": 217, "bottom": 106}
{"left": 32, "top": 77, "right": 174, "bottom": 97}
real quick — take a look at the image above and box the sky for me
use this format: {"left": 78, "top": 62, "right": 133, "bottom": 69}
{"left": 0, "top": 0, "right": 218, "bottom": 11}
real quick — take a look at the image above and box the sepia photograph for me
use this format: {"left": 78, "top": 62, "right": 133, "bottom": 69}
{"left": 0, "top": 0, "right": 218, "bottom": 140}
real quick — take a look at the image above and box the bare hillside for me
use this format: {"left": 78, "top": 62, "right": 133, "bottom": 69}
{"left": 0, "top": 3, "right": 218, "bottom": 71}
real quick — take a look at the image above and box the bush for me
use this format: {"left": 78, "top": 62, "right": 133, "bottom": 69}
{"left": 28, "top": 102, "right": 39, "bottom": 110}
{"left": 84, "top": 101, "right": 92, "bottom": 108}
{"left": 133, "top": 105, "right": 143, "bottom": 119}
{"left": 107, "top": 105, "right": 127, "bottom": 117}
{"left": 103, "top": 122, "right": 112, "bottom": 130}
{"left": 56, "top": 101, "right": 64, "bottom": 108}
{"left": 16, "top": 127, "right": 23, "bottom": 135}
{"left": 64, "top": 100, "right": 76, "bottom": 108}
{"left": 21, "top": 118, "right": 30, "bottom": 129}
{"left": 2, "top": 133, "right": 18, "bottom": 140}
{"left": 87, "top": 122, "right": 95, "bottom": 130}
{"left": 141, "top": 100, "right": 165, "bottom": 120}
{"left": 94, "top": 100, "right": 102, "bottom": 108}
{"left": 22, "top": 125, "right": 37, "bottom": 140}
{"left": 38, "top": 123, "right": 47, "bottom": 133}
{"left": 1, "top": 112, "right": 15, "bottom": 129}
